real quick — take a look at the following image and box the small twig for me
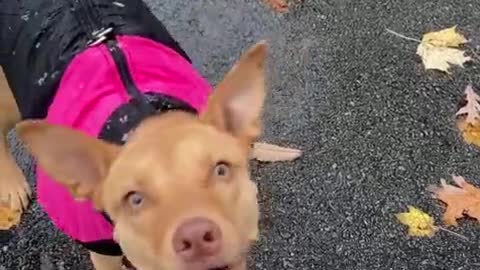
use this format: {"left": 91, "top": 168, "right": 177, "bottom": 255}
{"left": 435, "top": 226, "right": 470, "bottom": 241}
{"left": 385, "top": 28, "right": 421, "bottom": 43}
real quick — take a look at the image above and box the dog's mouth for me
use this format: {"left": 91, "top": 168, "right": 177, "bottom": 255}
{"left": 178, "top": 244, "right": 249, "bottom": 270}
{"left": 208, "top": 265, "right": 230, "bottom": 270}
{"left": 206, "top": 258, "right": 245, "bottom": 270}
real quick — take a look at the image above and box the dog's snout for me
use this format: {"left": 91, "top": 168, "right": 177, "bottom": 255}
{"left": 172, "top": 217, "right": 222, "bottom": 261}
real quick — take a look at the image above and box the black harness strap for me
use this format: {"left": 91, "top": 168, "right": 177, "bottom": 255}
{"left": 106, "top": 38, "right": 157, "bottom": 115}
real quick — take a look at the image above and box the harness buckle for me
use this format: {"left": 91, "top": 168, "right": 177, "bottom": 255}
{"left": 87, "top": 27, "right": 114, "bottom": 47}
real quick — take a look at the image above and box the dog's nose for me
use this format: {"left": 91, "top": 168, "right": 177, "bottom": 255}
{"left": 172, "top": 217, "right": 222, "bottom": 261}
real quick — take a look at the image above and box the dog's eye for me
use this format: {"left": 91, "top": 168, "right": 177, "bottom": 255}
{"left": 214, "top": 162, "right": 230, "bottom": 177}
{"left": 125, "top": 191, "right": 144, "bottom": 208}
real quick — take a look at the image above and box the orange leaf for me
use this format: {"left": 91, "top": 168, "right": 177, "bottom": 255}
{"left": 0, "top": 204, "right": 21, "bottom": 230}
{"left": 456, "top": 85, "right": 480, "bottom": 147}
{"left": 429, "top": 175, "right": 480, "bottom": 226}
{"left": 263, "top": 0, "right": 289, "bottom": 13}
{"left": 456, "top": 120, "right": 480, "bottom": 146}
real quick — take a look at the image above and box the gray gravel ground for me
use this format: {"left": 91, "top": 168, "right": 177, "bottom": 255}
{"left": 2, "top": 0, "right": 480, "bottom": 269}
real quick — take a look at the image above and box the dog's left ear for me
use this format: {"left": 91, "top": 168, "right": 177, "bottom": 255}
{"left": 201, "top": 40, "right": 268, "bottom": 145}
{"left": 16, "top": 120, "right": 120, "bottom": 207}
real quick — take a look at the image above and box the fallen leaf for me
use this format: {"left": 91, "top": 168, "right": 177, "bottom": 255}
{"left": 0, "top": 204, "right": 21, "bottom": 230}
{"left": 457, "top": 120, "right": 480, "bottom": 147}
{"left": 456, "top": 85, "right": 480, "bottom": 146}
{"left": 395, "top": 206, "right": 436, "bottom": 237}
{"left": 416, "top": 45, "right": 471, "bottom": 73}
{"left": 251, "top": 142, "right": 302, "bottom": 162}
{"left": 416, "top": 26, "right": 471, "bottom": 73}
{"left": 422, "top": 26, "right": 468, "bottom": 47}
{"left": 263, "top": 0, "right": 289, "bottom": 13}
{"left": 456, "top": 84, "right": 480, "bottom": 124}
{"left": 429, "top": 175, "right": 480, "bottom": 226}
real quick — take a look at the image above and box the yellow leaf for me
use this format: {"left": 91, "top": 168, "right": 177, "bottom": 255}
{"left": 0, "top": 204, "right": 21, "bottom": 230}
{"left": 395, "top": 206, "right": 436, "bottom": 237}
{"left": 416, "top": 26, "right": 471, "bottom": 73}
{"left": 251, "top": 142, "right": 302, "bottom": 162}
{"left": 457, "top": 120, "right": 480, "bottom": 146}
{"left": 422, "top": 26, "right": 467, "bottom": 48}
{"left": 416, "top": 43, "right": 471, "bottom": 74}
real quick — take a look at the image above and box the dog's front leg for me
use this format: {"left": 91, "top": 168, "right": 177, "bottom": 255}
{"left": 90, "top": 251, "right": 124, "bottom": 270}
{"left": 0, "top": 67, "right": 31, "bottom": 229}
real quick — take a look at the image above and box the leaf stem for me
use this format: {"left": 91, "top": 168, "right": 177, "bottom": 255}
{"left": 385, "top": 28, "right": 421, "bottom": 43}
{"left": 435, "top": 226, "right": 470, "bottom": 241}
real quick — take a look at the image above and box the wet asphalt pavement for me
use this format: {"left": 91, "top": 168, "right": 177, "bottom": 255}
{"left": 2, "top": 0, "right": 480, "bottom": 269}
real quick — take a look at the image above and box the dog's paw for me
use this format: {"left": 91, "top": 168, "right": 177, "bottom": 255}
{"left": 0, "top": 165, "right": 31, "bottom": 230}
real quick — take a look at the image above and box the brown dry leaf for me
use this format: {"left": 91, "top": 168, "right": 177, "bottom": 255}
{"left": 456, "top": 85, "right": 480, "bottom": 146}
{"left": 416, "top": 26, "right": 471, "bottom": 73}
{"left": 0, "top": 204, "right": 21, "bottom": 230}
{"left": 456, "top": 84, "right": 480, "bottom": 124}
{"left": 251, "top": 142, "right": 302, "bottom": 162}
{"left": 429, "top": 175, "right": 480, "bottom": 226}
{"left": 263, "top": 0, "right": 289, "bottom": 13}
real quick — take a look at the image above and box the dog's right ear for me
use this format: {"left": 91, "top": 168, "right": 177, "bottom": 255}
{"left": 16, "top": 120, "right": 120, "bottom": 208}
{"left": 200, "top": 40, "right": 268, "bottom": 146}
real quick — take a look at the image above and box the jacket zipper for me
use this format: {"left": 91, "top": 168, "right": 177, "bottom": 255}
{"left": 69, "top": 0, "right": 153, "bottom": 111}
{"left": 105, "top": 38, "right": 155, "bottom": 113}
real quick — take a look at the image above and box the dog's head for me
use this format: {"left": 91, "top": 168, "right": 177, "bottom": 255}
{"left": 17, "top": 41, "right": 268, "bottom": 270}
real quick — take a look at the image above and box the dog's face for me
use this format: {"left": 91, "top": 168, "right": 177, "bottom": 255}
{"left": 17, "top": 41, "right": 268, "bottom": 270}
{"left": 104, "top": 112, "right": 259, "bottom": 270}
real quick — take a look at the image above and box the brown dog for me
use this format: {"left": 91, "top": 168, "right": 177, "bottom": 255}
{"left": 0, "top": 40, "right": 267, "bottom": 270}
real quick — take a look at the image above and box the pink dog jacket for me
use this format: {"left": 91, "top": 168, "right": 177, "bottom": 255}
{"left": 36, "top": 35, "right": 212, "bottom": 255}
